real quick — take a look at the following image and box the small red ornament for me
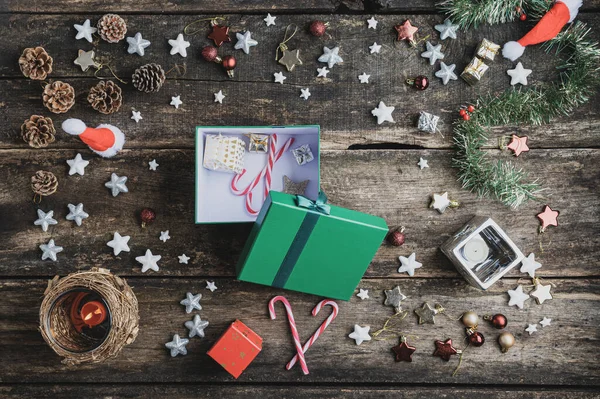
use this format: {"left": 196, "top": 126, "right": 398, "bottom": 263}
{"left": 140, "top": 207, "right": 156, "bottom": 228}
{"left": 467, "top": 105, "right": 475, "bottom": 113}
{"left": 468, "top": 331, "right": 485, "bottom": 347}
{"left": 405, "top": 75, "right": 429, "bottom": 91}
{"left": 536, "top": 205, "right": 559, "bottom": 232}
{"left": 395, "top": 20, "right": 419, "bottom": 46}
{"left": 309, "top": 20, "right": 327, "bottom": 37}
{"left": 520, "top": 13, "right": 527, "bottom": 21}
{"left": 462, "top": 114, "right": 470, "bottom": 121}
{"left": 391, "top": 337, "right": 416, "bottom": 362}
{"left": 201, "top": 45, "right": 220, "bottom": 63}
{"left": 490, "top": 314, "right": 508, "bottom": 329}
{"left": 433, "top": 338, "right": 458, "bottom": 361}
{"left": 222, "top": 55, "right": 237, "bottom": 78}
{"left": 459, "top": 109, "right": 467, "bottom": 117}
{"left": 387, "top": 227, "right": 406, "bottom": 246}
{"left": 208, "top": 24, "right": 231, "bottom": 47}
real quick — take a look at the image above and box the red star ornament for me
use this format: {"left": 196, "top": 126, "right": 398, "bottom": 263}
{"left": 395, "top": 20, "right": 419, "bottom": 44}
{"left": 537, "top": 205, "right": 559, "bottom": 232}
{"left": 391, "top": 340, "right": 416, "bottom": 362}
{"left": 433, "top": 338, "right": 458, "bottom": 361}
{"left": 507, "top": 134, "right": 529, "bottom": 156}
{"left": 208, "top": 25, "right": 231, "bottom": 47}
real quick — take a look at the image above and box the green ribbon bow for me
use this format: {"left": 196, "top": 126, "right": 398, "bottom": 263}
{"left": 296, "top": 192, "right": 331, "bottom": 215}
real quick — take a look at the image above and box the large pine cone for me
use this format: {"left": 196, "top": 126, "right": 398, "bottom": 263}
{"left": 97, "top": 14, "right": 127, "bottom": 43}
{"left": 132, "top": 63, "right": 165, "bottom": 93}
{"left": 19, "top": 47, "right": 53, "bottom": 80}
{"left": 43, "top": 81, "right": 75, "bottom": 114}
{"left": 31, "top": 170, "right": 58, "bottom": 197}
{"left": 88, "top": 80, "right": 122, "bottom": 114}
{"left": 21, "top": 115, "right": 56, "bottom": 148}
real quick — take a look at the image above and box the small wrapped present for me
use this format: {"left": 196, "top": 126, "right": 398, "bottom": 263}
{"left": 460, "top": 57, "right": 489, "bottom": 86}
{"left": 246, "top": 133, "right": 269, "bottom": 153}
{"left": 203, "top": 134, "right": 245, "bottom": 174}
{"left": 207, "top": 320, "right": 262, "bottom": 379}
{"left": 417, "top": 111, "right": 440, "bottom": 134}
{"left": 475, "top": 38, "right": 500, "bottom": 63}
{"left": 291, "top": 144, "right": 314, "bottom": 166}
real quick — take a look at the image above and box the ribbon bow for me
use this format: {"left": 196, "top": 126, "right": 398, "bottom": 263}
{"left": 296, "top": 192, "right": 331, "bottom": 215}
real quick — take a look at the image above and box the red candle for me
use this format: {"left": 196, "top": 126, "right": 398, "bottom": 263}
{"left": 80, "top": 301, "right": 107, "bottom": 328}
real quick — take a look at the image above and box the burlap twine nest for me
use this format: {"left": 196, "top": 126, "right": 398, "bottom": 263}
{"left": 39, "top": 267, "right": 139, "bottom": 366}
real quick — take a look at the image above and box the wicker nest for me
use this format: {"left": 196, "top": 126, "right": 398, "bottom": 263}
{"left": 39, "top": 268, "right": 139, "bottom": 366}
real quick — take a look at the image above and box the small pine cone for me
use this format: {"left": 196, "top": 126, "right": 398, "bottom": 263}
{"left": 88, "top": 80, "right": 122, "bottom": 114}
{"left": 21, "top": 115, "right": 56, "bottom": 148}
{"left": 31, "top": 170, "right": 58, "bottom": 197}
{"left": 97, "top": 14, "right": 127, "bottom": 43}
{"left": 132, "top": 63, "right": 165, "bottom": 93}
{"left": 42, "top": 81, "right": 75, "bottom": 114}
{"left": 19, "top": 47, "right": 53, "bottom": 80}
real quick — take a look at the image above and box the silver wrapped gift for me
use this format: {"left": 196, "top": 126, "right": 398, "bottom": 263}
{"left": 291, "top": 144, "right": 314, "bottom": 166}
{"left": 418, "top": 111, "right": 440, "bottom": 134}
{"left": 246, "top": 133, "right": 269, "bottom": 153}
{"left": 441, "top": 216, "right": 524, "bottom": 290}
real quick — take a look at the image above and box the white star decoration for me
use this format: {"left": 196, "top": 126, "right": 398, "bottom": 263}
{"left": 369, "top": 42, "right": 382, "bottom": 54}
{"left": 148, "top": 159, "right": 159, "bottom": 171}
{"left": 318, "top": 46, "right": 343, "bottom": 68}
{"left": 507, "top": 285, "right": 530, "bottom": 309}
{"left": 531, "top": 283, "right": 553, "bottom": 304}
{"left": 274, "top": 72, "right": 286, "bottom": 84}
{"left": 170, "top": 95, "right": 182, "bottom": 109}
{"left": 367, "top": 17, "right": 378, "bottom": 29}
{"left": 421, "top": 41, "right": 444, "bottom": 65}
{"left": 180, "top": 292, "right": 202, "bottom": 313}
{"left": 74, "top": 50, "right": 98, "bottom": 72}
{"left": 435, "top": 62, "right": 457, "bottom": 85}
{"left": 398, "top": 252, "right": 422, "bottom": 276}
{"left": 40, "top": 239, "right": 63, "bottom": 261}
{"left": 206, "top": 281, "right": 218, "bottom": 292}
{"left": 131, "top": 110, "right": 142, "bottom": 123}
{"left": 317, "top": 67, "right": 329, "bottom": 77}
{"left": 371, "top": 101, "right": 395, "bottom": 124}
{"left": 264, "top": 13, "right": 276, "bottom": 26}
{"left": 74, "top": 19, "right": 97, "bottom": 43}
{"left": 430, "top": 192, "right": 454, "bottom": 213}
{"left": 234, "top": 31, "right": 258, "bottom": 54}
{"left": 300, "top": 88, "right": 311, "bottom": 100}
{"left": 520, "top": 253, "right": 542, "bottom": 277}
{"left": 66, "top": 203, "right": 89, "bottom": 226}
{"left": 107, "top": 232, "right": 130, "bottom": 255}
{"left": 168, "top": 34, "right": 190, "bottom": 57}
{"left": 185, "top": 315, "right": 209, "bottom": 338}
{"left": 105, "top": 173, "right": 128, "bottom": 197}
{"left": 159, "top": 230, "right": 171, "bottom": 242}
{"left": 539, "top": 317, "right": 552, "bottom": 327}
{"left": 214, "top": 90, "right": 225, "bottom": 104}
{"left": 435, "top": 19, "right": 459, "bottom": 40}
{"left": 34, "top": 209, "right": 57, "bottom": 232}
{"left": 136, "top": 249, "right": 161, "bottom": 273}
{"left": 178, "top": 254, "right": 190, "bottom": 264}
{"left": 358, "top": 73, "right": 370, "bottom": 83}
{"left": 349, "top": 325, "right": 371, "bottom": 345}
{"left": 418, "top": 157, "right": 429, "bottom": 170}
{"left": 357, "top": 289, "right": 369, "bottom": 300}
{"left": 66, "top": 153, "right": 89, "bottom": 176}
{"left": 126, "top": 32, "right": 151, "bottom": 56}
{"left": 525, "top": 324, "right": 538, "bottom": 335}
{"left": 507, "top": 62, "right": 532, "bottom": 86}
{"left": 165, "top": 334, "right": 189, "bottom": 357}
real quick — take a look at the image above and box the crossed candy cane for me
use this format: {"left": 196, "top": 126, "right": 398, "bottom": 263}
{"left": 268, "top": 295, "right": 309, "bottom": 375}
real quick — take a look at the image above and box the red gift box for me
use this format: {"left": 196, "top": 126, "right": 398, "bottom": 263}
{"left": 207, "top": 320, "right": 262, "bottom": 379}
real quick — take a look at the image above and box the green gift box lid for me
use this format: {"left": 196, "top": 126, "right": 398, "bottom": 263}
{"left": 236, "top": 191, "right": 388, "bottom": 300}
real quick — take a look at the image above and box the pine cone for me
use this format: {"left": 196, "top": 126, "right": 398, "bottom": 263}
{"left": 132, "top": 63, "right": 165, "bottom": 93}
{"left": 19, "top": 47, "right": 53, "bottom": 80}
{"left": 97, "top": 14, "right": 127, "bottom": 43}
{"left": 31, "top": 170, "right": 58, "bottom": 197}
{"left": 88, "top": 80, "right": 122, "bottom": 114}
{"left": 42, "top": 81, "right": 75, "bottom": 114}
{"left": 21, "top": 115, "right": 56, "bottom": 148}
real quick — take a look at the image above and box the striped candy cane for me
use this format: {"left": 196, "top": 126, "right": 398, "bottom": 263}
{"left": 268, "top": 295, "right": 309, "bottom": 375}
{"left": 286, "top": 299, "right": 339, "bottom": 370}
{"left": 263, "top": 134, "right": 277, "bottom": 198}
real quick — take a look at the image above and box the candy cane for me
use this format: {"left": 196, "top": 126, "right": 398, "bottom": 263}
{"left": 268, "top": 295, "right": 309, "bottom": 375}
{"left": 286, "top": 299, "right": 339, "bottom": 370}
{"left": 263, "top": 134, "right": 277, "bottom": 198}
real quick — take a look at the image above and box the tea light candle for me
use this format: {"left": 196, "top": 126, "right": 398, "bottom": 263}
{"left": 80, "top": 301, "right": 107, "bottom": 328}
{"left": 462, "top": 237, "right": 489, "bottom": 263}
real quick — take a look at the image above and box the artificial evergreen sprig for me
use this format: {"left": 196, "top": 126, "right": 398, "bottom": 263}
{"left": 453, "top": 22, "right": 600, "bottom": 208}
{"left": 438, "top": 0, "right": 553, "bottom": 29}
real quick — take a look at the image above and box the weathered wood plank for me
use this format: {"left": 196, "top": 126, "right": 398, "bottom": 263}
{"left": 0, "top": 148, "right": 598, "bottom": 278}
{"left": 1, "top": 277, "right": 598, "bottom": 385}
{"left": 1, "top": 385, "right": 599, "bottom": 399}
{"left": 1, "top": 14, "right": 599, "bottom": 150}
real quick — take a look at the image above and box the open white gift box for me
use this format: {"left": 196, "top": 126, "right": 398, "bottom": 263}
{"left": 195, "top": 126, "right": 321, "bottom": 223}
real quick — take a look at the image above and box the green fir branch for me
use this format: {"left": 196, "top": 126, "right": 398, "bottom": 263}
{"left": 452, "top": 22, "right": 600, "bottom": 208}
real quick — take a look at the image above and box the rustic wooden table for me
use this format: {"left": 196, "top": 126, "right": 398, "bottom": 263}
{"left": 1, "top": 1, "right": 599, "bottom": 398}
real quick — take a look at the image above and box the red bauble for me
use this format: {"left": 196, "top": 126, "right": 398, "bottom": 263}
{"left": 459, "top": 109, "right": 467, "bottom": 116}
{"left": 413, "top": 75, "right": 429, "bottom": 90}
{"left": 467, "top": 105, "right": 475, "bottom": 113}
{"left": 201, "top": 45, "right": 219, "bottom": 62}
{"left": 310, "top": 20, "right": 327, "bottom": 37}
{"left": 462, "top": 114, "right": 470, "bottom": 121}
{"left": 520, "top": 13, "right": 527, "bottom": 21}
{"left": 468, "top": 331, "right": 485, "bottom": 347}
{"left": 140, "top": 208, "right": 156, "bottom": 228}
{"left": 491, "top": 314, "right": 508, "bottom": 329}
{"left": 222, "top": 55, "right": 237, "bottom": 78}
{"left": 387, "top": 227, "right": 406, "bottom": 247}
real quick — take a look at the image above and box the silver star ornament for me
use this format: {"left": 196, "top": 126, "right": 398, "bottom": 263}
{"left": 318, "top": 46, "right": 343, "bottom": 68}
{"left": 107, "top": 232, "right": 131, "bottom": 255}
{"left": 67, "top": 153, "right": 89, "bottom": 175}
{"left": 74, "top": 49, "right": 99, "bottom": 72}
{"left": 414, "top": 302, "right": 442, "bottom": 324}
{"left": 40, "top": 239, "right": 63, "bottom": 261}
{"left": 180, "top": 292, "right": 202, "bottom": 313}
{"left": 165, "top": 334, "right": 189, "bottom": 357}
{"left": 126, "top": 32, "right": 151, "bottom": 56}
{"left": 66, "top": 203, "right": 89, "bottom": 226}
{"left": 282, "top": 175, "right": 309, "bottom": 196}
{"left": 435, "top": 19, "right": 459, "bottom": 40}
{"left": 105, "top": 173, "right": 128, "bottom": 197}
{"left": 234, "top": 31, "right": 258, "bottom": 54}
{"left": 34, "top": 209, "right": 58, "bottom": 232}
{"left": 74, "top": 19, "right": 97, "bottom": 43}
{"left": 185, "top": 314, "right": 210, "bottom": 338}
{"left": 421, "top": 41, "right": 444, "bottom": 65}
{"left": 384, "top": 286, "right": 407, "bottom": 313}
{"left": 435, "top": 62, "right": 457, "bottom": 85}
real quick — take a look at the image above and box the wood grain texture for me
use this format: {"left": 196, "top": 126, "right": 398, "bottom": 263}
{"left": 1, "top": 14, "right": 599, "bottom": 150}
{"left": 1, "top": 277, "right": 598, "bottom": 385}
{"left": 0, "top": 148, "right": 598, "bottom": 278}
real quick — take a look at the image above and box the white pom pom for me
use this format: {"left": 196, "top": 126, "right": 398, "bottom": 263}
{"left": 502, "top": 41, "right": 525, "bottom": 61}
{"left": 62, "top": 118, "right": 87, "bottom": 136}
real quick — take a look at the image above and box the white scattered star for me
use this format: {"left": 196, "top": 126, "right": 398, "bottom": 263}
{"left": 74, "top": 19, "right": 97, "bottom": 43}
{"left": 206, "top": 281, "right": 218, "bottom": 292}
{"left": 371, "top": 101, "right": 395, "bottom": 124}
{"left": 185, "top": 315, "right": 209, "bottom": 338}
{"left": 531, "top": 283, "right": 553, "bottom": 304}
{"left": 539, "top": 317, "right": 552, "bottom": 327}
{"left": 430, "top": 192, "right": 454, "bottom": 213}
{"left": 234, "top": 31, "right": 258, "bottom": 54}
{"left": 421, "top": 41, "right": 445, "bottom": 65}
{"left": 507, "top": 62, "right": 532, "bottom": 86}
{"left": 66, "top": 203, "right": 89, "bottom": 226}
{"left": 159, "top": 230, "right": 171, "bottom": 243}
{"left": 418, "top": 157, "right": 429, "bottom": 170}
{"left": 107, "top": 232, "right": 131, "bottom": 256}
{"left": 300, "top": 88, "right": 311, "bottom": 100}
{"left": 264, "top": 13, "right": 276, "bottom": 27}
{"left": 178, "top": 254, "right": 190, "bottom": 264}
{"left": 105, "top": 173, "right": 128, "bottom": 197}
{"left": 525, "top": 324, "right": 537, "bottom": 335}
{"left": 520, "top": 253, "right": 542, "bottom": 278}
{"left": 274, "top": 71, "right": 286, "bottom": 84}
{"left": 148, "top": 159, "right": 159, "bottom": 171}
{"left": 180, "top": 292, "right": 202, "bottom": 313}
{"left": 165, "top": 334, "right": 189, "bottom": 357}
{"left": 435, "top": 62, "right": 458, "bottom": 85}
{"left": 170, "top": 95, "right": 182, "bottom": 109}
{"left": 214, "top": 90, "right": 225, "bottom": 103}
{"left": 369, "top": 42, "right": 382, "bottom": 54}
{"left": 66, "top": 153, "right": 89, "bottom": 176}
{"left": 434, "top": 19, "right": 459, "bottom": 40}
{"left": 136, "top": 249, "right": 161, "bottom": 272}
{"left": 126, "top": 32, "right": 151, "bottom": 56}
{"left": 34, "top": 209, "right": 57, "bottom": 232}
{"left": 318, "top": 46, "right": 343, "bottom": 68}
{"left": 357, "top": 289, "right": 369, "bottom": 300}
{"left": 317, "top": 67, "right": 330, "bottom": 77}
{"left": 367, "top": 17, "right": 378, "bottom": 29}
{"left": 349, "top": 325, "right": 371, "bottom": 345}
{"left": 131, "top": 110, "right": 142, "bottom": 123}
{"left": 398, "top": 252, "right": 423, "bottom": 276}
{"left": 358, "top": 73, "right": 370, "bottom": 83}
{"left": 507, "top": 285, "right": 530, "bottom": 309}
{"left": 168, "top": 33, "right": 190, "bottom": 57}
{"left": 40, "top": 239, "right": 63, "bottom": 261}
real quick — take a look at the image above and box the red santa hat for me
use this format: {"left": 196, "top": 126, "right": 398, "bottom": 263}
{"left": 502, "top": 0, "right": 582, "bottom": 61}
{"left": 62, "top": 119, "right": 125, "bottom": 158}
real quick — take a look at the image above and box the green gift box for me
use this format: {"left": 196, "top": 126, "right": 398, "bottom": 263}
{"left": 236, "top": 191, "right": 388, "bottom": 300}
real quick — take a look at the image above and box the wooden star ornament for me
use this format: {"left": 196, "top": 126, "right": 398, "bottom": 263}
{"left": 208, "top": 24, "right": 231, "bottom": 47}
{"left": 507, "top": 134, "right": 529, "bottom": 156}
{"left": 537, "top": 205, "right": 559, "bottom": 232}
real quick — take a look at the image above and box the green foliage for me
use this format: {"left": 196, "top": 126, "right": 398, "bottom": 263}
{"left": 452, "top": 22, "right": 600, "bottom": 208}
{"left": 438, "top": 0, "right": 553, "bottom": 28}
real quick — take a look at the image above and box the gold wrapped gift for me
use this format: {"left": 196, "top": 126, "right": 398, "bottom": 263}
{"left": 461, "top": 57, "right": 490, "bottom": 86}
{"left": 246, "top": 133, "right": 269, "bottom": 153}
{"left": 475, "top": 38, "right": 500, "bottom": 63}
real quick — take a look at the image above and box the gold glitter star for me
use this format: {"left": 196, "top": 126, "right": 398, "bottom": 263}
{"left": 278, "top": 49, "right": 303, "bottom": 71}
